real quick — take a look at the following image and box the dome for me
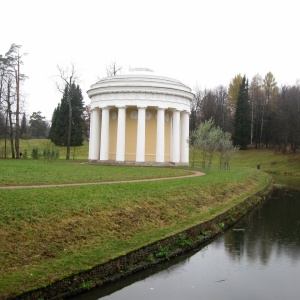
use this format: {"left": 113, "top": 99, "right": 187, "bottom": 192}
{"left": 87, "top": 68, "right": 193, "bottom": 112}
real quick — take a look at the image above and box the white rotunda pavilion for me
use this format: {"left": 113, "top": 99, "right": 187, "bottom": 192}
{"left": 87, "top": 68, "right": 194, "bottom": 165}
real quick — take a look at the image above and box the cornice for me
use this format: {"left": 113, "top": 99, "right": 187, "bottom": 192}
{"left": 87, "top": 86, "right": 194, "bottom": 101}
{"left": 87, "top": 71, "right": 194, "bottom": 113}
{"left": 89, "top": 91, "right": 191, "bottom": 112}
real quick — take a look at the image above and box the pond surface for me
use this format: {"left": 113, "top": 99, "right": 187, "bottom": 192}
{"left": 72, "top": 188, "right": 300, "bottom": 300}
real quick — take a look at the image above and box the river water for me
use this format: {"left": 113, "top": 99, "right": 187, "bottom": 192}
{"left": 72, "top": 187, "right": 300, "bottom": 300}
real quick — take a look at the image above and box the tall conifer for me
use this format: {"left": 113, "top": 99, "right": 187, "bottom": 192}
{"left": 233, "top": 75, "right": 251, "bottom": 149}
{"left": 49, "top": 83, "right": 84, "bottom": 146}
{"left": 20, "top": 113, "right": 28, "bottom": 138}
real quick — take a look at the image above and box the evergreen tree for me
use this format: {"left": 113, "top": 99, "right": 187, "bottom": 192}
{"left": 29, "top": 111, "right": 48, "bottom": 139}
{"left": 233, "top": 76, "right": 251, "bottom": 149}
{"left": 48, "top": 106, "right": 61, "bottom": 144}
{"left": 20, "top": 113, "right": 28, "bottom": 138}
{"left": 70, "top": 84, "right": 84, "bottom": 146}
{"left": 49, "top": 83, "right": 84, "bottom": 146}
{"left": 228, "top": 74, "right": 243, "bottom": 110}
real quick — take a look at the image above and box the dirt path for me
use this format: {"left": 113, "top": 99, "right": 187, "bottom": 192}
{"left": 0, "top": 171, "right": 205, "bottom": 190}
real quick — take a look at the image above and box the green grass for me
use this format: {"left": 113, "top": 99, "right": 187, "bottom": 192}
{"left": 191, "top": 147, "right": 300, "bottom": 176}
{"left": 234, "top": 149, "right": 300, "bottom": 176}
{"left": 0, "top": 139, "right": 89, "bottom": 160}
{"left": 0, "top": 167, "right": 270, "bottom": 298}
{"left": 0, "top": 159, "right": 192, "bottom": 186}
{"left": 1, "top": 140, "right": 299, "bottom": 298}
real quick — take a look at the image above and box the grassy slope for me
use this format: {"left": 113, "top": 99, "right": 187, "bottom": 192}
{"left": 0, "top": 168, "right": 269, "bottom": 297}
{"left": 1, "top": 140, "right": 299, "bottom": 298}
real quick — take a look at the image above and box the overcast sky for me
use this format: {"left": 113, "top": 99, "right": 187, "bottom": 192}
{"left": 1, "top": 0, "right": 299, "bottom": 120}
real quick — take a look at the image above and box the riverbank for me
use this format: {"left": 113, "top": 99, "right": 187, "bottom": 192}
{"left": 1, "top": 162, "right": 271, "bottom": 299}
{"left": 2, "top": 148, "right": 299, "bottom": 299}
{"left": 13, "top": 179, "right": 274, "bottom": 300}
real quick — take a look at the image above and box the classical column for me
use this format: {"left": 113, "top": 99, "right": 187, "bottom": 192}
{"left": 100, "top": 107, "right": 110, "bottom": 161}
{"left": 180, "top": 111, "right": 189, "bottom": 164}
{"left": 116, "top": 106, "right": 126, "bottom": 162}
{"left": 172, "top": 109, "right": 180, "bottom": 163}
{"left": 89, "top": 108, "right": 101, "bottom": 160}
{"left": 156, "top": 107, "right": 165, "bottom": 162}
{"left": 136, "top": 106, "right": 146, "bottom": 162}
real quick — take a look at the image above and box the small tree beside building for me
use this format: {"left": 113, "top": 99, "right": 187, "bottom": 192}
{"left": 189, "top": 118, "right": 238, "bottom": 170}
{"left": 49, "top": 83, "right": 85, "bottom": 147}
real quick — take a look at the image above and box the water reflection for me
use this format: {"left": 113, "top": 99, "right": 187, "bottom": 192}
{"left": 221, "top": 189, "right": 300, "bottom": 265}
{"left": 71, "top": 188, "right": 300, "bottom": 300}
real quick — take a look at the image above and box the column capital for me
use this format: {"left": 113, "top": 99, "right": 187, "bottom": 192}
{"left": 90, "top": 107, "right": 100, "bottom": 112}
{"left": 181, "top": 109, "right": 190, "bottom": 114}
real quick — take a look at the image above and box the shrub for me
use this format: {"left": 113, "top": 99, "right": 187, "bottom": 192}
{"left": 31, "top": 147, "right": 40, "bottom": 159}
{"left": 43, "top": 142, "right": 59, "bottom": 162}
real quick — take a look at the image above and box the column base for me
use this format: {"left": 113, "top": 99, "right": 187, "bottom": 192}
{"left": 87, "top": 160, "right": 189, "bottom": 167}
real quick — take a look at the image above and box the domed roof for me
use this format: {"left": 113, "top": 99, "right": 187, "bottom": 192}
{"left": 87, "top": 68, "right": 193, "bottom": 99}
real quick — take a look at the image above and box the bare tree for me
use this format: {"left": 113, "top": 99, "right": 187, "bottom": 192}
{"left": 0, "top": 47, "right": 25, "bottom": 158}
{"left": 55, "top": 64, "right": 78, "bottom": 159}
{"left": 262, "top": 72, "right": 278, "bottom": 147}
{"left": 0, "top": 55, "right": 5, "bottom": 107}
{"left": 275, "top": 85, "right": 300, "bottom": 153}
{"left": 2, "top": 74, "right": 15, "bottom": 158}
{"left": 5, "top": 44, "right": 27, "bottom": 159}
{"left": 106, "top": 61, "right": 122, "bottom": 77}
{"left": 190, "top": 86, "right": 202, "bottom": 132}
{"left": 190, "top": 85, "right": 232, "bottom": 134}
{"left": 82, "top": 104, "right": 90, "bottom": 140}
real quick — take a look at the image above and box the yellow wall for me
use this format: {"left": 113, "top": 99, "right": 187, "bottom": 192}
{"left": 145, "top": 108, "right": 156, "bottom": 162}
{"left": 108, "top": 107, "right": 172, "bottom": 162}
{"left": 125, "top": 107, "right": 137, "bottom": 161}
{"left": 164, "top": 110, "right": 171, "bottom": 162}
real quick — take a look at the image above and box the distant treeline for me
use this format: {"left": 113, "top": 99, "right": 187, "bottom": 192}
{"left": 190, "top": 72, "right": 300, "bottom": 153}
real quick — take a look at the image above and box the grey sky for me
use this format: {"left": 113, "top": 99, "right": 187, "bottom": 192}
{"left": 1, "top": 0, "right": 299, "bottom": 119}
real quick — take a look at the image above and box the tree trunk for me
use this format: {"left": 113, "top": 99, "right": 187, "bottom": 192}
{"left": 5, "top": 112, "right": 8, "bottom": 158}
{"left": 250, "top": 96, "right": 254, "bottom": 145}
{"left": 6, "top": 82, "right": 15, "bottom": 158}
{"left": 15, "top": 61, "right": 20, "bottom": 159}
{"left": 259, "top": 104, "right": 264, "bottom": 147}
{"left": 66, "top": 83, "right": 72, "bottom": 159}
{"left": 8, "top": 109, "right": 15, "bottom": 159}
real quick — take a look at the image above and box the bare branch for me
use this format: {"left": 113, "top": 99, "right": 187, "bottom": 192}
{"left": 55, "top": 64, "right": 79, "bottom": 94}
{"left": 106, "top": 61, "right": 122, "bottom": 77}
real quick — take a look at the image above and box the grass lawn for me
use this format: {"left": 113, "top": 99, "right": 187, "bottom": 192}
{"left": 0, "top": 140, "right": 299, "bottom": 298}
{"left": 0, "top": 159, "right": 193, "bottom": 186}
{"left": 0, "top": 139, "right": 89, "bottom": 160}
